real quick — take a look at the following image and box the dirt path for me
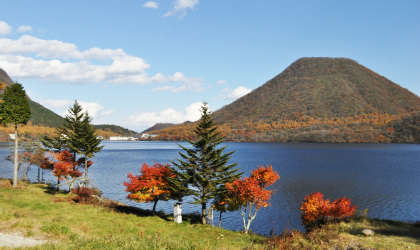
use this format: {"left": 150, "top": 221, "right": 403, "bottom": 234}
{"left": 0, "top": 232, "right": 47, "bottom": 248}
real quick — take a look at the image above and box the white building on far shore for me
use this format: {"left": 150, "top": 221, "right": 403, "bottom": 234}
{"left": 109, "top": 136, "right": 130, "bottom": 141}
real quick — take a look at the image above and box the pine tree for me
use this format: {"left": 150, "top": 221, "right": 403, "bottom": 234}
{"left": 170, "top": 102, "right": 242, "bottom": 224}
{"left": 0, "top": 83, "right": 31, "bottom": 188}
{"left": 42, "top": 101, "right": 84, "bottom": 153}
{"left": 69, "top": 111, "right": 103, "bottom": 187}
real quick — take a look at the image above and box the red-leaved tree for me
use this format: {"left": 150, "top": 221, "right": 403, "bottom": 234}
{"left": 40, "top": 157, "right": 54, "bottom": 182}
{"left": 225, "top": 165, "right": 280, "bottom": 234}
{"left": 300, "top": 192, "right": 357, "bottom": 230}
{"left": 42, "top": 150, "right": 83, "bottom": 190}
{"left": 124, "top": 163, "right": 179, "bottom": 215}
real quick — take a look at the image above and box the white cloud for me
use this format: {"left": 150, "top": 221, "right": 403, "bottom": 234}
{"left": 0, "top": 21, "right": 12, "bottom": 36}
{"left": 152, "top": 72, "right": 204, "bottom": 92}
{"left": 215, "top": 86, "right": 252, "bottom": 100}
{"left": 101, "top": 109, "right": 114, "bottom": 116}
{"left": 128, "top": 102, "right": 204, "bottom": 128}
{"left": 217, "top": 80, "right": 226, "bottom": 85}
{"left": 227, "top": 86, "right": 252, "bottom": 99}
{"left": 78, "top": 101, "right": 105, "bottom": 118}
{"left": 41, "top": 99, "right": 73, "bottom": 109}
{"left": 164, "top": 0, "right": 199, "bottom": 18}
{"left": 143, "top": 1, "right": 158, "bottom": 9}
{"left": 0, "top": 35, "right": 202, "bottom": 91}
{"left": 40, "top": 99, "right": 112, "bottom": 119}
{"left": 17, "top": 25, "right": 32, "bottom": 33}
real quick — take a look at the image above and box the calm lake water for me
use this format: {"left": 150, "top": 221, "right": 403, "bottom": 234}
{"left": 1, "top": 141, "right": 419, "bottom": 235}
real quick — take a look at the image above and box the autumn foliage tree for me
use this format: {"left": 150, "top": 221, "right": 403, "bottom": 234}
{"left": 300, "top": 192, "right": 357, "bottom": 230}
{"left": 225, "top": 165, "right": 280, "bottom": 234}
{"left": 124, "top": 163, "right": 179, "bottom": 215}
{"left": 5, "top": 141, "right": 44, "bottom": 181}
{"left": 41, "top": 150, "right": 83, "bottom": 190}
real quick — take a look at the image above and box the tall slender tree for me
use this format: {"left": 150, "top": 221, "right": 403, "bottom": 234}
{"left": 0, "top": 83, "right": 31, "bottom": 188}
{"left": 69, "top": 111, "right": 103, "bottom": 186}
{"left": 170, "top": 102, "right": 242, "bottom": 224}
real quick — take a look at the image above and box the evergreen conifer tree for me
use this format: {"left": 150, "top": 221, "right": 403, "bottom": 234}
{"left": 69, "top": 111, "right": 103, "bottom": 186}
{"left": 42, "top": 101, "right": 85, "bottom": 153}
{"left": 170, "top": 102, "right": 242, "bottom": 224}
{"left": 0, "top": 83, "right": 31, "bottom": 188}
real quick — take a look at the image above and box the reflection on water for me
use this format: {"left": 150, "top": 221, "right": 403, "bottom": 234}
{"left": 1, "top": 141, "right": 419, "bottom": 235}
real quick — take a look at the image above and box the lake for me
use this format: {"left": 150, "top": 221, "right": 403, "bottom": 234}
{"left": 1, "top": 141, "right": 419, "bottom": 235}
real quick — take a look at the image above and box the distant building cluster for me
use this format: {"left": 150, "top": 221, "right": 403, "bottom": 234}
{"left": 108, "top": 134, "right": 158, "bottom": 141}
{"left": 109, "top": 136, "right": 132, "bottom": 141}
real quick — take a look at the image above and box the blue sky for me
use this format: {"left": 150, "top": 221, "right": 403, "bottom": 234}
{"left": 0, "top": 0, "right": 419, "bottom": 132}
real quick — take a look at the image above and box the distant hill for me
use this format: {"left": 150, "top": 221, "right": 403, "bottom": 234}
{"left": 1, "top": 68, "right": 63, "bottom": 127}
{"left": 141, "top": 123, "right": 179, "bottom": 133}
{"left": 28, "top": 100, "right": 65, "bottom": 127}
{"left": 149, "top": 58, "right": 420, "bottom": 143}
{"left": 212, "top": 57, "right": 420, "bottom": 123}
{"left": 0, "top": 69, "right": 13, "bottom": 87}
{"left": 0, "top": 68, "right": 30, "bottom": 100}
{"left": 94, "top": 124, "right": 137, "bottom": 136}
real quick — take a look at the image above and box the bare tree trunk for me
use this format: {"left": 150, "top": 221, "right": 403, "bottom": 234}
{"left": 218, "top": 211, "right": 222, "bottom": 228}
{"left": 202, "top": 202, "right": 207, "bottom": 224}
{"left": 84, "top": 156, "right": 88, "bottom": 187}
{"left": 245, "top": 205, "right": 252, "bottom": 234}
{"left": 21, "top": 163, "right": 28, "bottom": 181}
{"left": 153, "top": 199, "right": 158, "bottom": 215}
{"left": 13, "top": 125, "right": 18, "bottom": 188}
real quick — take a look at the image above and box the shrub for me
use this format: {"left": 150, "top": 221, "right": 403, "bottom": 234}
{"left": 72, "top": 186, "right": 93, "bottom": 203}
{"left": 300, "top": 192, "right": 357, "bottom": 231}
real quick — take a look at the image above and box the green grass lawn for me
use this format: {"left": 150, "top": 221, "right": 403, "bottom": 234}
{"left": 0, "top": 181, "right": 265, "bottom": 249}
{"left": 0, "top": 180, "right": 419, "bottom": 249}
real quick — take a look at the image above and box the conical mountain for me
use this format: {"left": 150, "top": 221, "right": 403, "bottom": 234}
{"left": 212, "top": 57, "right": 420, "bottom": 124}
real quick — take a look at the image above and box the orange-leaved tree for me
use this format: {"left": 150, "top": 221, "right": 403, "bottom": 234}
{"left": 124, "top": 163, "right": 179, "bottom": 215}
{"left": 300, "top": 192, "right": 357, "bottom": 230}
{"left": 42, "top": 150, "right": 83, "bottom": 190}
{"left": 225, "top": 165, "right": 280, "bottom": 234}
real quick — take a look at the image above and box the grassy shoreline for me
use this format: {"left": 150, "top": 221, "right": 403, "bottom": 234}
{"left": 0, "top": 180, "right": 419, "bottom": 249}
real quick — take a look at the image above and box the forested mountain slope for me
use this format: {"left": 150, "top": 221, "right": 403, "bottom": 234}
{"left": 212, "top": 57, "right": 420, "bottom": 123}
{"left": 94, "top": 124, "right": 137, "bottom": 136}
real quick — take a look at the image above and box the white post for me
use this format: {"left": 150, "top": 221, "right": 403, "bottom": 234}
{"left": 208, "top": 207, "right": 214, "bottom": 226}
{"left": 174, "top": 203, "right": 182, "bottom": 223}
